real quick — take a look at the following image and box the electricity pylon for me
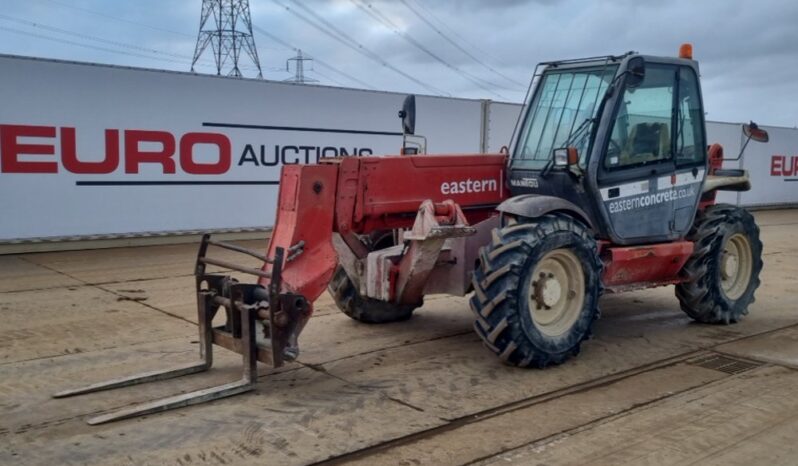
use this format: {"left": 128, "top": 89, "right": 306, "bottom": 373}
{"left": 284, "top": 49, "right": 317, "bottom": 84}
{"left": 191, "top": 0, "right": 263, "bottom": 78}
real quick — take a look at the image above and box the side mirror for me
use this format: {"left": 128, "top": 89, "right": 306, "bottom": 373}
{"left": 626, "top": 56, "right": 646, "bottom": 88}
{"left": 726, "top": 121, "right": 769, "bottom": 161}
{"left": 743, "top": 121, "right": 769, "bottom": 143}
{"left": 398, "top": 95, "right": 416, "bottom": 135}
{"left": 553, "top": 147, "right": 579, "bottom": 167}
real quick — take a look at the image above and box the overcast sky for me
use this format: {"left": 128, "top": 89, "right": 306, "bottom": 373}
{"left": 1, "top": 0, "right": 796, "bottom": 127}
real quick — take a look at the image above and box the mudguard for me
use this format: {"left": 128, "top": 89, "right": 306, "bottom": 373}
{"left": 703, "top": 170, "right": 751, "bottom": 193}
{"left": 496, "top": 194, "right": 594, "bottom": 229}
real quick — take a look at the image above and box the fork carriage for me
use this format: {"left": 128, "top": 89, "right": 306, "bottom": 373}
{"left": 54, "top": 235, "right": 307, "bottom": 425}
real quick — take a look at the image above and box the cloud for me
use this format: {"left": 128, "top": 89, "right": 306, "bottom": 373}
{"left": 0, "top": 0, "right": 793, "bottom": 126}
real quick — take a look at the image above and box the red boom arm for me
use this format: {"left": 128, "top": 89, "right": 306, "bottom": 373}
{"left": 260, "top": 154, "right": 509, "bottom": 314}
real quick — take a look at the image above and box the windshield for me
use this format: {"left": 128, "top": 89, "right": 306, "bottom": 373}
{"left": 513, "top": 65, "right": 617, "bottom": 170}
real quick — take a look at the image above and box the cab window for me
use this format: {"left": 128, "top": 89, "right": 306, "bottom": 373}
{"left": 675, "top": 67, "right": 705, "bottom": 166}
{"left": 514, "top": 66, "right": 616, "bottom": 170}
{"left": 604, "top": 65, "right": 677, "bottom": 169}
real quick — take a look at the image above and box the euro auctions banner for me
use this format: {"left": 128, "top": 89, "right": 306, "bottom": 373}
{"left": 1, "top": 55, "right": 796, "bottom": 242}
{"left": 740, "top": 125, "right": 798, "bottom": 206}
{"left": 706, "top": 121, "right": 798, "bottom": 207}
{"left": 0, "top": 55, "right": 490, "bottom": 241}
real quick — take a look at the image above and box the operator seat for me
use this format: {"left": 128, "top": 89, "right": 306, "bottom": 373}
{"left": 621, "top": 122, "right": 671, "bottom": 165}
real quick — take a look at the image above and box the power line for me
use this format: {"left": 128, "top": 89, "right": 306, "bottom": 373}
{"left": 40, "top": 0, "right": 194, "bottom": 38}
{"left": 37, "top": 0, "right": 289, "bottom": 53}
{"left": 408, "top": 0, "right": 503, "bottom": 62}
{"left": 307, "top": 68, "right": 348, "bottom": 87}
{"left": 0, "top": 19, "right": 264, "bottom": 72}
{"left": 24, "top": 0, "right": 472, "bottom": 94}
{"left": 349, "top": 0, "right": 507, "bottom": 99}
{"left": 0, "top": 13, "right": 188, "bottom": 60}
{"left": 277, "top": 0, "right": 445, "bottom": 94}
{"left": 0, "top": 14, "right": 248, "bottom": 70}
{"left": 313, "top": 58, "right": 372, "bottom": 88}
{"left": 398, "top": 0, "right": 525, "bottom": 89}
{"left": 274, "top": 0, "right": 449, "bottom": 96}
{"left": 406, "top": 0, "right": 523, "bottom": 88}
{"left": 0, "top": 11, "right": 274, "bottom": 72}
{"left": 251, "top": 24, "right": 376, "bottom": 89}
{"left": 0, "top": 25, "right": 194, "bottom": 66}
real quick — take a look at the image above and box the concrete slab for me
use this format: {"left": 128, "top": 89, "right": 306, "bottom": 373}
{"left": 753, "top": 208, "right": 798, "bottom": 227}
{"left": 342, "top": 362, "right": 727, "bottom": 466}
{"left": 21, "top": 240, "right": 266, "bottom": 285}
{"left": 0, "top": 336, "right": 251, "bottom": 433}
{"left": 717, "top": 326, "right": 798, "bottom": 368}
{"left": 295, "top": 296, "right": 473, "bottom": 366}
{"left": 0, "top": 209, "right": 796, "bottom": 465}
{"left": 0, "top": 286, "right": 195, "bottom": 364}
{"left": 318, "top": 280, "right": 798, "bottom": 421}
{"left": 1, "top": 362, "right": 443, "bottom": 466}
{"left": 0, "top": 255, "right": 82, "bottom": 292}
{"left": 101, "top": 278, "right": 477, "bottom": 369}
{"left": 480, "top": 365, "right": 798, "bottom": 466}
{"left": 103, "top": 273, "right": 463, "bottom": 324}
{"left": 103, "top": 275, "right": 342, "bottom": 323}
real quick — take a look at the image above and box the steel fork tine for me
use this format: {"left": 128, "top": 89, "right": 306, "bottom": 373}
{"left": 87, "top": 306, "right": 260, "bottom": 425}
{"left": 54, "top": 279, "right": 216, "bottom": 400}
{"left": 53, "top": 361, "right": 210, "bottom": 398}
{"left": 86, "top": 379, "right": 255, "bottom": 425}
{"left": 52, "top": 237, "right": 291, "bottom": 425}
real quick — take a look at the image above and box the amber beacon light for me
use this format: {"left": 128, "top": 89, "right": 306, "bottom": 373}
{"left": 679, "top": 43, "right": 693, "bottom": 59}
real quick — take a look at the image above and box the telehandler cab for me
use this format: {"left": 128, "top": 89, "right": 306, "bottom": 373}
{"left": 57, "top": 45, "right": 767, "bottom": 424}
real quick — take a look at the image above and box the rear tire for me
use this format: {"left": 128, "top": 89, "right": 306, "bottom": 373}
{"left": 676, "top": 204, "right": 762, "bottom": 324}
{"left": 470, "top": 214, "right": 602, "bottom": 368}
{"left": 328, "top": 231, "right": 418, "bottom": 323}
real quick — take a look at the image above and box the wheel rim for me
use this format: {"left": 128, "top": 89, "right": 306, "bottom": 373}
{"left": 527, "top": 249, "right": 585, "bottom": 337}
{"left": 720, "top": 233, "right": 753, "bottom": 300}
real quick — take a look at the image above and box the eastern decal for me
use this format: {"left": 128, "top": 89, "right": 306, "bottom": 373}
{"left": 440, "top": 178, "right": 498, "bottom": 195}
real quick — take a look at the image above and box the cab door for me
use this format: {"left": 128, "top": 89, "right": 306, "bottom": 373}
{"left": 670, "top": 66, "right": 707, "bottom": 235}
{"left": 596, "top": 64, "right": 679, "bottom": 243}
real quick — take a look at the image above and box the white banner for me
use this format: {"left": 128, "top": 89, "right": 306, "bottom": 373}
{"left": 1, "top": 55, "right": 796, "bottom": 241}
{"left": 0, "top": 55, "right": 483, "bottom": 240}
{"left": 739, "top": 125, "right": 798, "bottom": 206}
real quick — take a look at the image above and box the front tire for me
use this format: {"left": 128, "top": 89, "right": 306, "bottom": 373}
{"left": 470, "top": 214, "right": 602, "bottom": 368}
{"left": 676, "top": 204, "right": 763, "bottom": 324}
{"left": 328, "top": 267, "right": 417, "bottom": 323}
{"left": 328, "top": 230, "right": 418, "bottom": 323}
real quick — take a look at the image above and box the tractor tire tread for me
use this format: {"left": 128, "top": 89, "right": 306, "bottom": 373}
{"left": 675, "top": 204, "right": 762, "bottom": 324}
{"left": 470, "top": 214, "right": 602, "bottom": 368}
{"left": 328, "top": 266, "right": 417, "bottom": 324}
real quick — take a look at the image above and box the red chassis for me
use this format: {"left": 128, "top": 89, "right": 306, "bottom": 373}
{"left": 259, "top": 153, "right": 711, "bottom": 322}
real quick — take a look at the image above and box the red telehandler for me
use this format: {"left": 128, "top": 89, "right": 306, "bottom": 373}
{"left": 57, "top": 45, "right": 768, "bottom": 424}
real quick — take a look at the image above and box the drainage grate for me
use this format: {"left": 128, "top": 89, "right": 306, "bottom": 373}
{"left": 688, "top": 354, "right": 762, "bottom": 375}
